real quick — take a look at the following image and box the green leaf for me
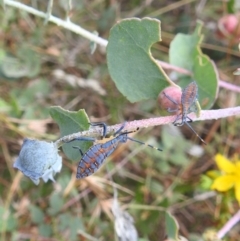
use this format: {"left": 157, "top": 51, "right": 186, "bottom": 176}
{"left": 39, "top": 223, "right": 52, "bottom": 237}
{"left": 0, "top": 49, "right": 6, "bottom": 61}
{"left": 227, "top": 0, "right": 235, "bottom": 13}
{"left": 0, "top": 0, "right": 5, "bottom": 10}
{"left": 1, "top": 55, "right": 29, "bottom": 78}
{"left": 58, "top": 213, "right": 84, "bottom": 241}
{"left": 17, "top": 46, "right": 41, "bottom": 78}
{"left": 233, "top": 68, "right": 240, "bottom": 75}
{"left": 200, "top": 175, "right": 213, "bottom": 190}
{"left": 29, "top": 205, "right": 44, "bottom": 224}
{"left": 69, "top": 216, "right": 84, "bottom": 240}
{"left": 169, "top": 21, "right": 218, "bottom": 109}
{"left": 98, "top": 5, "right": 117, "bottom": 32}
{"left": 47, "top": 192, "right": 64, "bottom": 216}
{"left": 165, "top": 211, "right": 180, "bottom": 241}
{"left": 188, "top": 233, "right": 203, "bottom": 241}
{"left": 0, "top": 98, "right": 12, "bottom": 113}
{"left": 107, "top": 17, "right": 169, "bottom": 103}
{"left": 59, "top": 213, "right": 72, "bottom": 230}
{"left": 49, "top": 106, "right": 91, "bottom": 161}
{"left": 11, "top": 79, "right": 50, "bottom": 106}
{"left": 149, "top": 180, "right": 164, "bottom": 194}
{"left": 170, "top": 152, "right": 189, "bottom": 166}
{"left": 0, "top": 46, "right": 40, "bottom": 79}
{"left": 0, "top": 206, "right": 17, "bottom": 232}
{"left": 10, "top": 79, "right": 50, "bottom": 119}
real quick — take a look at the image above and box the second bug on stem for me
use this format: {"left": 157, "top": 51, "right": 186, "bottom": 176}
{"left": 65, "top": 122, "right": 162, "bottom": 179}
{"left": 159, "top": 81, "right": 206, "bottom": 145}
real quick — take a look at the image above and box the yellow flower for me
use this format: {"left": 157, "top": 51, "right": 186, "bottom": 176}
{"left": 211, "top": 154, "right": 240, "bottom": 203}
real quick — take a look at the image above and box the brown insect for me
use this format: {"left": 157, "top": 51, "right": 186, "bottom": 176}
{"left": 163, "top": 81, "right": 206, "bottom": 144}
{"left": 66, "top": 122, "right": 162, "bottom": 178}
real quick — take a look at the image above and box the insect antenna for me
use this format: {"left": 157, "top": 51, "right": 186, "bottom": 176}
{"left": 184, "top": 121, "right": 206, "bottom": 145}
{"left": 127, "top": 136, "right": 162, "bottom": 151}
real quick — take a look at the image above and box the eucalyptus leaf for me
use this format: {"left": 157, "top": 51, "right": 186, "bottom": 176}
{"left": 1, "top": 55, "right": 29, "bottom": 78}
{"left": 165, "top": 211, "right": 180, "bottom": 241}
{"left": 48, "top": 192, "right": 64, "bottom": 216}
{"left": 0, "top": 206, "right": 17, "bottom": 232}
{"left": 49, "top": 106, "right": 91, "bottom": 161}
{"left": 107, "top": 17, "right": 169, "bottom": 102}
{"left": 29, "top": 205, "right": 44, "bottom": 224}
{"left": 0, "top": 47, "right": 40, "bottom": 79}
{"left": 169, "top": 21, "right": 218, "bottom": 109}
{"left": 39, "top": 223, "right": 52, "bottom": 237}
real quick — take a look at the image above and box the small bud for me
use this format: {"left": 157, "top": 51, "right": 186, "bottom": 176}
{"left": 157, "top": 86, "right": 182, "bottom": 113}
{"left": 13, "top": 139, "right": 62, "bottom": 185}
{"left": 217, "top": 14, "right": 240, "bottom": 42}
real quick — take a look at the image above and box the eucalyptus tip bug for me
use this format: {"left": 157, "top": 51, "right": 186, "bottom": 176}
{"left": 162, "top": 82, "right": 206, "bottom": 145}
{"left": 65, "top": 122, "right": 162, "bottom": 178}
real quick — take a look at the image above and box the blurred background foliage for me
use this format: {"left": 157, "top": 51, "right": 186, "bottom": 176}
{"left": 0, "top": 0, "right": 240, "bottom": 240}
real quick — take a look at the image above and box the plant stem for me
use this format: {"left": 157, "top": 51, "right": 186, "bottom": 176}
{"left": 4, "top": 1, "right": 240, "bottom": 94}
{"left": 56, "top": 106, "right": 240, "bottom": 147}
{"left": 157, "top": 61, "right": 240, "bottom": 93}
{"left": 4, "top": 0, "right": 108, "bottom": 46}
{"left": 217, "top": 209, "right": 240, "bottom": 239}
{"left": 5, "top": 1, "right": 240, "bottom": 146}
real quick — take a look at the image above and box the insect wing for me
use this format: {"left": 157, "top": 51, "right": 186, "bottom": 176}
{"left": 181, "top": 82, "right": 198, "bottom": 114}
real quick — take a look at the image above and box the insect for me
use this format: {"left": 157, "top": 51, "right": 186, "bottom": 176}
{"left": 163, "top": 81, "right": 206, "bottom": 144}
{"left": 66, "top": 122, "right": 162, "bottom": 178}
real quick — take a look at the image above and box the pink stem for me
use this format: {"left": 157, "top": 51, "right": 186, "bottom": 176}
{"left": 217, "top": 209, "right": 240, "bottom": 239}
{"left": 57, "top": 106, "right": 240, "bottom": 146}
{"left": 157, "top": 60, "right": 240, "bottom": 93}
{"left": 219, "top": 80, "right": 240, "bottom": 93}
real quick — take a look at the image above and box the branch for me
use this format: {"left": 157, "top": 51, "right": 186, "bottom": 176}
{"left": 4, "top": 0, "right": 108, "bottom": 47}
{"left": 156, "top": 60, "right": 240, "bottom": 93}
{"left": 5, "top": 2, "right": 240, "bottom": 146}
{"left": 55, "top": 106, "right": 240, "bottom": 147}
{"left": 4, "top": 1, "right": 240, "bottom": 94}
{"left": 217, "top": 209, "right": 240, "bottom": 239}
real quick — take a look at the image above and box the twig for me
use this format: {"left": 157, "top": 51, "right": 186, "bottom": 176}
{"left": 156, "top": 60, "right": 240, "bottom": 93}
{"left": 55, "top": 106, "right": 240, "bottom": 147}
{"left": 77, "top": 229, "right": 99, "bottom": 241}
{"left": 219, "top": 80, "right": 240, "bottom": 93}
{"left": 4, "top": 1, "right": 240, "bottom": 94}
{"left": 4, "top": 0, "right": 108, "bottom": 47}
{"left": 217, "top": 209, "right": 240, "bottom": 239}
{"left": 5, "top": 2, "right": 240, "bottom": 144}
{"left": 6, "top": 2, "right": 240, "bottom": 237}
{"left": 44, "top": 0, "right": 53, "bottom": 24}
{"left": 66, "top": 0, "right": 72, "bottom": 21}
{"left": 59, "top": 106, "right": 240, "bottom": 209}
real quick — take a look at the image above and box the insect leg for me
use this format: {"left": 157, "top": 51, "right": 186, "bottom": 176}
{"left": 114, "top": 122, "right": 127, "bottom": 136}
{"left": 163, "top": 92, "right": 179, "bottom": 106}
{"left": 167, "top": 108, "right": 179, "bottom": 113}
{"left": 63, "top": 136, "right": 96, "bottom": 143}
{"left": 72, "top": 146, "right": 84, "bottom": 156}
{"left": 90, "top": 122, "right": 127, "bottom": 138}
{"left": 173, "top": 114, "right": 183, "bottom": 126}
{"left": 186, "top": 116, "right": 193, "bottom": 123}
{"left": 90, "top": 122, "right": 108, "bottom": 138}
{"left": 174, "top": 114, "right": 194, "bottom": 126}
